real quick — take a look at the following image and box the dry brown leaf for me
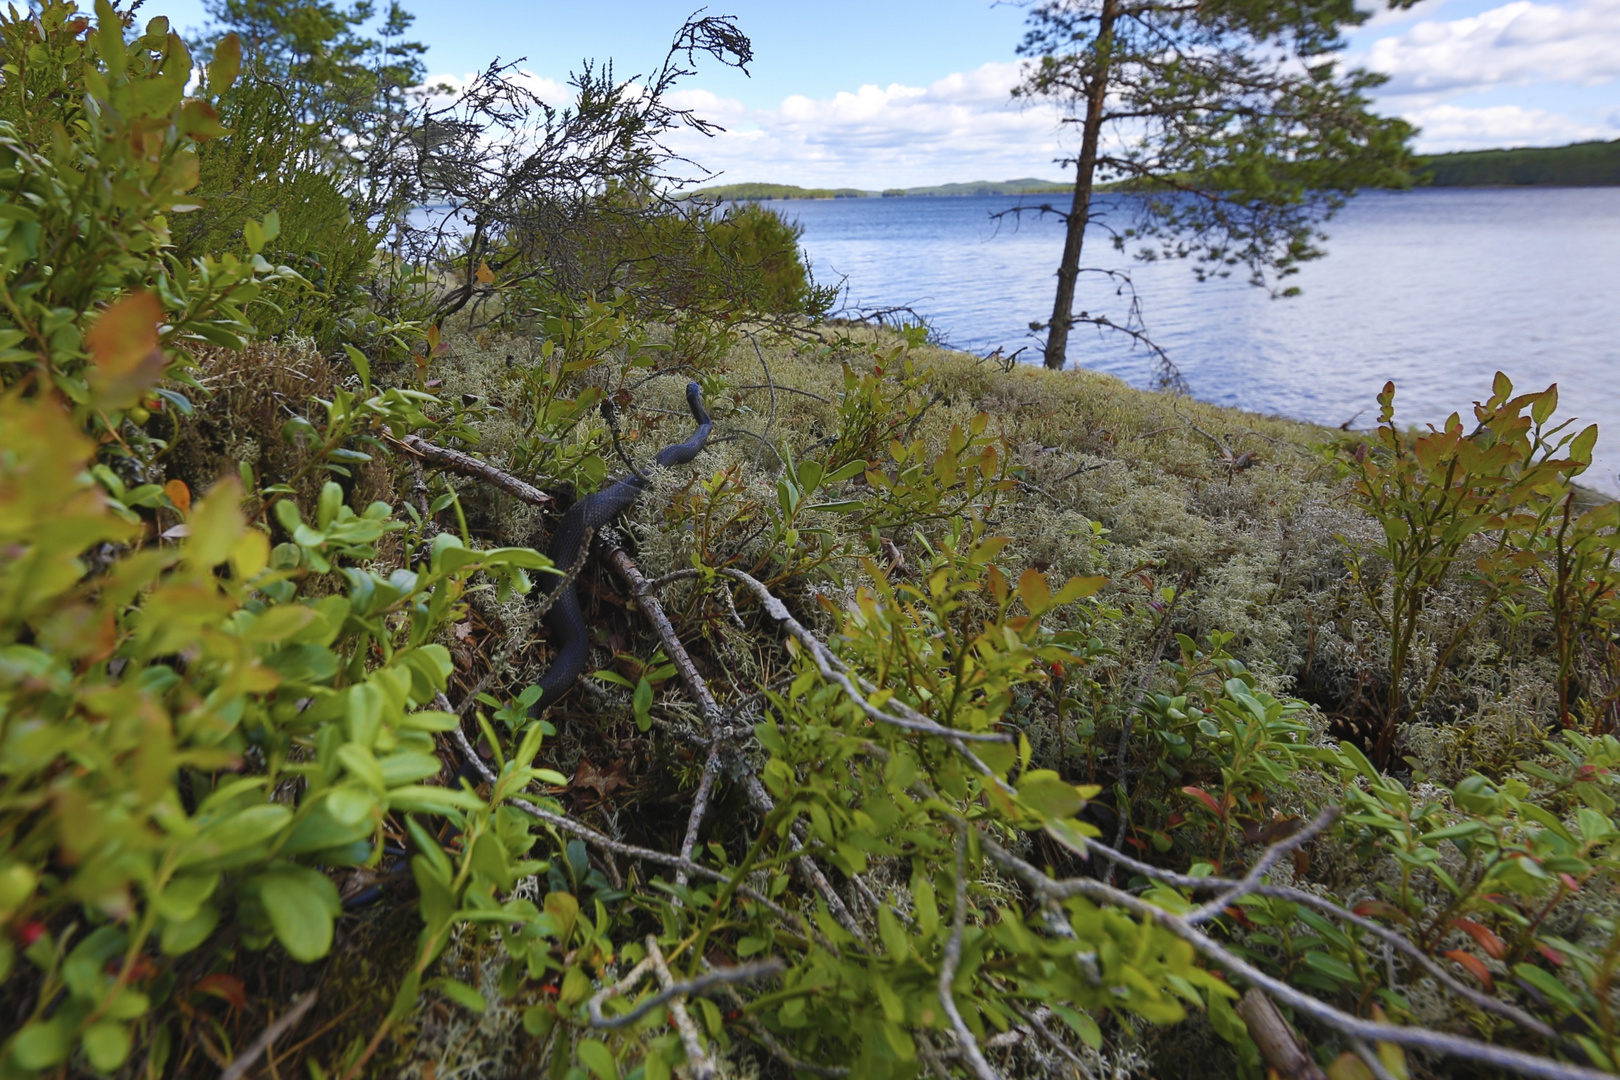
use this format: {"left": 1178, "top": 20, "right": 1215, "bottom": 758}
{"left": 87, "top": 292, "right": 167, "bottom": 408}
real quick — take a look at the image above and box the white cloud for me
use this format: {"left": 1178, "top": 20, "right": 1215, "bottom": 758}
{"left": 1401, "top": 102, "right": 1613, "bottom": 148}
{"left": 1365, "top": 0, "right": 1620, "bottom": 96}
{"left": 1355, "top": 0, "right": 1460, "bottom": 32}
{"left": 417, "top": 63, "right": 1069, "bottom": 190}
{"left": 663, "top": 62, "right": 1072, "bottom": 190}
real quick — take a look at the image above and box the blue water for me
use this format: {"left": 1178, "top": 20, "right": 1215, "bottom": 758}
{"left": 780, "top": 189, "right": 1620, "bottom": 490}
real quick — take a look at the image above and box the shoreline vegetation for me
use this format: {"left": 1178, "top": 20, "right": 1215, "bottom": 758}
{"left": 686, "top": 138, "right": 1620, "bottom": 201}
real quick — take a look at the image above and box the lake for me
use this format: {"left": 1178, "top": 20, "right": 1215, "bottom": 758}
{"left": 778, "top": 188, "right": 1620, "bottom": 491}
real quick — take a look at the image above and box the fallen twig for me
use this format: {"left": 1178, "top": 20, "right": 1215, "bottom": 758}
{"left": 720, "top": 568, "right": 1014, "bottom": 748}
{"left": 397, "top": 434, "right": 551, "bottom": 506}
{"left": 601, "top": 538, "right": 722, "bottom": 720}
{"left": 586, "top": 942, "right": 783, "bottom": 1033}
{"left": 601, "top": 540, "right": 868, "bottom": 938}
{"left": 1069, "top": 831, "right": 1560, "bottom": 1043}
{"left": 1183, "top": 807, "right": 1339, "bottom": 923}
{"left": 733, "top": 382, "right": 832, "bottom": 404}
{"left": 1235, "top": 989, "right": 1328, "bottom": 1080}
{"left": 940, "top": 826, "right": 1002, "bottom": 1080}
{"left": 219, "top": 990, "right": 319, "bottom": 1080}
{"left": 981, "top": 836, "right": 1612, "bottom": 1080}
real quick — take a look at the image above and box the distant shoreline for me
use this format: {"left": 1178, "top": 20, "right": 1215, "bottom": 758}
{"left": 685, "top": 139, "right": 1620, "bottom": 201}
{"left": 678, "top": 178, "right": 1073, "bottom": 202}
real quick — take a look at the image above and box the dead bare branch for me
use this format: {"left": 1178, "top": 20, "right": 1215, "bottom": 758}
{"left": 219, "top": 991, "right": 319, "bottom": 1080}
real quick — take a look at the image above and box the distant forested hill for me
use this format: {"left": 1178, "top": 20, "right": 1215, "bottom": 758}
{"left": 683, "top": 178, "right": 1073, "bottom": 200}
{"left": 684, "top": 142, "right": 1620, "bottom": 202}
{"left": 881, "top": 178, "right": 1072, "bottom": 197}
{"left": 1419, "top": 140, "right": 1620, "bottom": 187}
{"left": 680, "top": 183, "right": 874, "bottom": 201}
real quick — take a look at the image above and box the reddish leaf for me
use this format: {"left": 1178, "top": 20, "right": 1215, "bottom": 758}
{"left": 191, "top": 974, "right": 247, "bottom": 1009}
{"left": 1223, "top": 906, "right": 1255, "bottom": 930}
{"left": 1559, "top": 873, "right": 1582, "bottom": 892}
{"left": 107, "top": 954, "right": 158, "bottom": 981}
{"left": 1352, "top": 900, "right": 1411, "bottom": 924}
{"left": 1538, "top": 944, "right": 1566, "bottom": 967}
{"left": 1181, "top": 786, "right": 1224, "bottom": 819}
{"left": 164, "top": 479, "right": 191, "bottom": 516}
{"left": 1240, "top": 815, "right": 1303, "bottom": 846}
{"left": 1454, "top": 918, "right": 1507, "bottom": 960}
{"left": 1444, "top": 949, "right": 1493, "bottom": 991}
{"left": 86, "top": 291, "right": 166, "bottom": 408}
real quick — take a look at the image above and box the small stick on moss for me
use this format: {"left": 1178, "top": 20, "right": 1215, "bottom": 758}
{"left": 744, "top": 329, "right": 779, "bottom": 472}
{"left": 650, "top": 938, "right": 717, "bottom": 1079}
{"left": 719, "top": 568, "right": 1015, "bottom": 747}
{"left": 585, "top": 939, "right": 783, "bottom": 1035}
{"left": 940, "top": 825, "right": 1001, "bottom": 1080}
{"left": 601, "top": 535, "right": 722, "bottom": 719}
{"left": 219, "top": 990, "right": 318, "bottom": 1080}
{"left": 741, "top": 771, "right": 870, "bottom": 943}
{"left": 1235, "top": 990, "right": 1328, "bottom": 1080}
{"left": 600, "top": 536, "right": 864, "bottom": 935}
{"left": 680, "top": 742, "right": 723, "bottom": 883}
{"left": 1005, "top": 1002, "right": 1098, "bottom": 1079}
{"left": 733, "top": 382, "right": 831, "bottom": 404}
{"left": 1184, "top": 807, "right": 1340, "bottom": 923}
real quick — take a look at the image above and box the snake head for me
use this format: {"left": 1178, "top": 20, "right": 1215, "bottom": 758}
{"left": 685, "top": 381, "right": 710, "bottom": 424}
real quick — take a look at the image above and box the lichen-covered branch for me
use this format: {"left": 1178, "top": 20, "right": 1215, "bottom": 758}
{"left": 397, "top": 433, "right": 553, "bottom": 507}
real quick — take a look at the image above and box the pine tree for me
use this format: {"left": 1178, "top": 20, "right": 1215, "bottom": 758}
{"left": 200, "top": 0, "right": 426, "bottom": 137}
{"left": 1016, "top": 0, "right": 1420, "bottom": 371}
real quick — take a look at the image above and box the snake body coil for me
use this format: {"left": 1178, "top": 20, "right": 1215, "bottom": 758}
{"left": 529, "top": 382, "right": 712, "bottom": 715}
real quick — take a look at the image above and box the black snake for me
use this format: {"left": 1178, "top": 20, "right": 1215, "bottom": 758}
{"left": 528, "top": 381, "right": 713, "bottom": 715}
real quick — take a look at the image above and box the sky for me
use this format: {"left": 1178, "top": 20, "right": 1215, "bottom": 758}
{"left": 151, "top": 0, "right": 1620, "bottom": 189}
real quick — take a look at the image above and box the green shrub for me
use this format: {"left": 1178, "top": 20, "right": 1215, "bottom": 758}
{"left": 0, "top": 7, "right": 564, "bottom": 1073}
{"left": 701, "top": 201, "right": 833, "bottom": 316}
{"left": 0, "top": 2, "right": 283, "bottom": 413}
{"left": 1332, "top": 374, "right": 1604, "bottom": 762}
{"left": 170, "top": 74, "right": 382, "bottom": 349}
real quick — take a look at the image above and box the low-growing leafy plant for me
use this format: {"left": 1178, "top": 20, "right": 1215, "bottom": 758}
{"left": 0, "top": 383, "right": 555, "bottom": 1071}
{"left": 1334, "top": 374, "right": 1601, "bottom": 762}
